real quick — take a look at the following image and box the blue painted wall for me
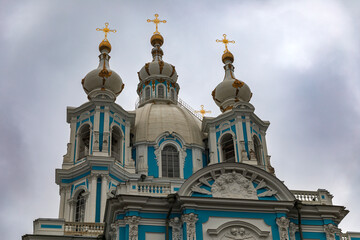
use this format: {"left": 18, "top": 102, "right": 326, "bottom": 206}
{"left": 184, "top": 149, "right": 193, "bottom": 179}
{"left": 95, "top": 177, "right": 102, "bottom": 223}
{"left": 148, "top": 146, "right": 159, "bottom": 178}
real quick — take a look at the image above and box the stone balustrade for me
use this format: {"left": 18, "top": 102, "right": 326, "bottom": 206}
{"left": 291, "top": 189, "right": 333, "bottom": 205}
{"left": 137, "top": 182, "right": 171, "bottom": 195}
{"left": 64, "top": 222, "right": 104, "bottom": 236}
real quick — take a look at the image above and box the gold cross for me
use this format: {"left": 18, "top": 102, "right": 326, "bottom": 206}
{"left": 216, "top": 34, "right": 235, "bottom": 53}
{"left": 96, "top": 22, "right": 116, "bottom": 40}
{"left": 147, "top": 14, "right": 167, "bottom": 34}
{"left": 195, "top": 105, "right": 211, "bottom": 117}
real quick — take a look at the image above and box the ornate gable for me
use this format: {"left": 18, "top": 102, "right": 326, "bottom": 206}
{"left": 178, "top": 163, "right": 295, "bottom": 201}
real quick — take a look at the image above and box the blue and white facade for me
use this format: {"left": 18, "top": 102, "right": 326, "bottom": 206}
{"left": 23, "top": 31, "right": 359, "bottom": 240}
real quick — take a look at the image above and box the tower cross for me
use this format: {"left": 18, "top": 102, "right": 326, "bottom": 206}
{"left": 96, "top": 22, "right": 116, "bottom": 40}
{"left": 216, "top": 34, "right": 235, "bottom": 53}
{"left": 195, "top": 105, "right": 211, "bottom": 117}
{"left": 147, "top": 14, "right": 167, "bottom": 34}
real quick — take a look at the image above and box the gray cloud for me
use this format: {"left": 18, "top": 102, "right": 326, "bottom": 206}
{"left": 1, "top": 0, "right": 359, "bottom": 239}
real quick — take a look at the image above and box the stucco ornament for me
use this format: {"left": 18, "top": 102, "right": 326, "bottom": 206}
{"left": 182, "top": 213, "right": 198, "bottom": 240}
{"left": 289, "top": 222, "right": 296, "bottom": 240}
{"left": 276, "top": 217, "right": 290, "bottom": 240}
{"left": 223, "top": 227, "right": 255, "bottom": 240}
{"left": 169, "top": 217, "right": 182, "bottom": 240}
{"left": 324, "top": 224, "right": 340, "bottom": 240}
{"left": 211, "top": 171, "right": 257, "bottom": 199}
{"left": 109, "top": 220, "right": 121, "bottom": 240}
{"left": 125, "top": 216, "right": 140, "bottom": 240}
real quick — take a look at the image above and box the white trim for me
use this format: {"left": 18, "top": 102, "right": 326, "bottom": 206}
{"left": 75, "top": 123, "right": 92, "bottom": 162}
{"left": 156, "top": 141, "right": 186, "bottom": 178}
{"left": 109, "top": 124, "right": 124, "bottom": 164}
{"left": 217, "top": 131, "right": 237, "bottom": 163}
{"left": 156, "top": 83, "right": 166, "bottom": 99}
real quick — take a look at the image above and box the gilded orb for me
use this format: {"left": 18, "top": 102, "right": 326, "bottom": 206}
{"left": 222, "top": 51, "right": 234, "bottom": 64}
{"left": 99, "top": 39, "right": 112, "bottom": 53}
{"left": 151, "top": 33, "right": 164, "bottom": 46}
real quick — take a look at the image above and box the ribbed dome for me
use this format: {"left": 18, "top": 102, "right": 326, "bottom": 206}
{"left": 212, "top": 52, "right": 252, "bottom": 112}
{"left": 138, "top": 60, "right": 177, "bottom": 82}
{"left": 134, "top": 103, "right": 204, "bottom": 147}
{"left": 138, "top": 41, "right": 178, "bottom": 82}
{"left": 82, "top": 40, "right": 124, "bottom": 101}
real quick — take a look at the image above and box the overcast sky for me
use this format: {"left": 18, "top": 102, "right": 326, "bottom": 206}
{"left": 1, "top": 0, "right": 360, "bottom": 239}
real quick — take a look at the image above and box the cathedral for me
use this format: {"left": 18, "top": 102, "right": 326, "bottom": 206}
{"left": 22, "top": 16, "right": 360, "bottom": 240}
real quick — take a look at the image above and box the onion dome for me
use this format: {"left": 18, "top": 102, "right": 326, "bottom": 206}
{"left": 137, "top": 32, "right": 179, "bottom": 107}
{"left": 82, "top": 24, "right": 124, "bottom": 101}
{"left": 212, "top": 51, "right": 252, "bottom": 112}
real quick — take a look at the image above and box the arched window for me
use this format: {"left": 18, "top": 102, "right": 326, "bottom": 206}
{"left": 170, "top": 88, "right": 175, "bottom": 101}
{"left": 111, "top": 126, "right": 122, "bottom": 163}
{"left": 221, "top": 133, "right": 235, "bottom": 162}
{"left": 253, "top": 136, "right": 262, "bottom": 165}
{"left": 145, "top": 86, "right": 151, "bottom": 101}
{"left": 75, "top": 190, "right": 86, "bottom": 222}
{"left": 162, "top": 145, "right": 179, "bottom": 178}
{"left": 158, "top": 85, "right": 165, "bottom": 98}
{"left": 77, "top": 124, "right": 90, "bottom": 160}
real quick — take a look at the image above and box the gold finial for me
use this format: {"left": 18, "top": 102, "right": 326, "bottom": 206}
{"left": 216, "top": 34, "right": 235, "bottom": 53}
{"left": 147, "top": 14, "right": 167, "bottom": 34}
{"left": 195, "top": 105, "right": 211, "bottom": 117}
{"left": 96, "top": 22, "right": 116, "bottom": 40}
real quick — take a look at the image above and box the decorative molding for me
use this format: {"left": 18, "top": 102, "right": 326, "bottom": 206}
{"left": 289, "top": 222, "right": 296, "bottom": 240}
{"left": 190, "top": 170, "right": 277, "bottom": 199}
{"left": 182, "top": 213, "right": 198, "bottom": 240}
{"left": 169, "top": 217, "right": 182, "bottom": 240}
{"left": 125, "top": 216, "right": 140, "bottom": 240}
{"left": 93, "top": 131, "right": 100, "bottom": 152}
{"left": 324, "top": 224, "right": 340, "bottom": 240}
{"left": 276, "top": 217, "right": 290, "bottom": 240}
{"left": 63, "top": 143, "right": 72, "bottom": 163}
{"left": 110, "top": 220, "right": 121, "bottom": 240}
{"left": 225, "top": 227, "right": 256, "bottom": 240}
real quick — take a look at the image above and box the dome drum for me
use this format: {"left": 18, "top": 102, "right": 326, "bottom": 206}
{"left": 137, "top": 79, "right": 180, "bottom": 107}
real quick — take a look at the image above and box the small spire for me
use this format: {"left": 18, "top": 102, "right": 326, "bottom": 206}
{"left": 96, "top": 22, "right": 116, "bottom": 53}
{"left": 96, "top": 22, "right": 116, "bottom": 41}
{"left": 195, "top": 105, "right": 211, "bottom": 117}
{"left": 216, "top": 34, "right": 235, "bottom": 53}
{"left": 147, "top": 14, "right": 167, "bottom": 35}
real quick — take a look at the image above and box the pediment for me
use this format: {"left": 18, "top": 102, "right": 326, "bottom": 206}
{"left": 178, "top": 163, "right": 295, "bottom": 201}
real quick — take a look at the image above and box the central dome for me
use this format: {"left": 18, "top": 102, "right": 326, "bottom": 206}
{"left": 134, "top": 103, "right": 204, "bottom": 146}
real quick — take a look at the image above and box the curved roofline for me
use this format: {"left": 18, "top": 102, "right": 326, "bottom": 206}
{"left": 178, "top": 162, "right": 295, "bottom": 201}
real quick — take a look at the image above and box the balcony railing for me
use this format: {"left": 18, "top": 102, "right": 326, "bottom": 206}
{"left": 291, "top": 189, "right": 333, "bottom": 205}
{"left": 64, "top": 222, "right": 104, "bottom": 237}
{"left": 138, "top": 182, "right": 171, "bottom": 195}
{"left": 135, "top": 97, "right": 203, "bottom": 121}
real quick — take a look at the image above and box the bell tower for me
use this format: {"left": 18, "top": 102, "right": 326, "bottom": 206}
{"left": 203, "top": 34, "right": 274, "bottom": 174}
{"left": 56, "top": 23, "right": 136, "bottom": 224}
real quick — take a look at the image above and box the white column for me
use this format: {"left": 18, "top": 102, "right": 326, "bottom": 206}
{"left": 88, "top": 174, "right": 98, "bottom": 222}
{"left": 103, "top": 107, "right": 110, "bottom": 155}
{"left": 63, "top": 186, "right": 71, "bottom": 221}
{"left": 124, "top": 121, "right": 131, "bottom": 167}
{"left": 125, "top": 216, "right": 140, "bottom": 240}
{"left": 58, "top": 186, "right": 66, "bottom": 218}
{"left": 181, "top": 213, "right": 198, "bottom": 240}
{"left": 100, "top": 175, "right": 109, "bottom": 222}
{"left": 245, "top": 116, "right": 252, "bottom": 149}
{"left": 208, "top": 126, "right": 217, "bottom": 164}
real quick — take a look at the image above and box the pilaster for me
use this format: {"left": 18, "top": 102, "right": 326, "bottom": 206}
{"left": 125, "top": 216, "right": 140, "bottom": 240}
{"left": 181, "top": 213, "right": 198, "bottom": 240}
{"left": 100, "top": 174, "right": 109, "bottom": 222}
{"left": 276, "top": 216, "right": 290, "bottom": 240}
